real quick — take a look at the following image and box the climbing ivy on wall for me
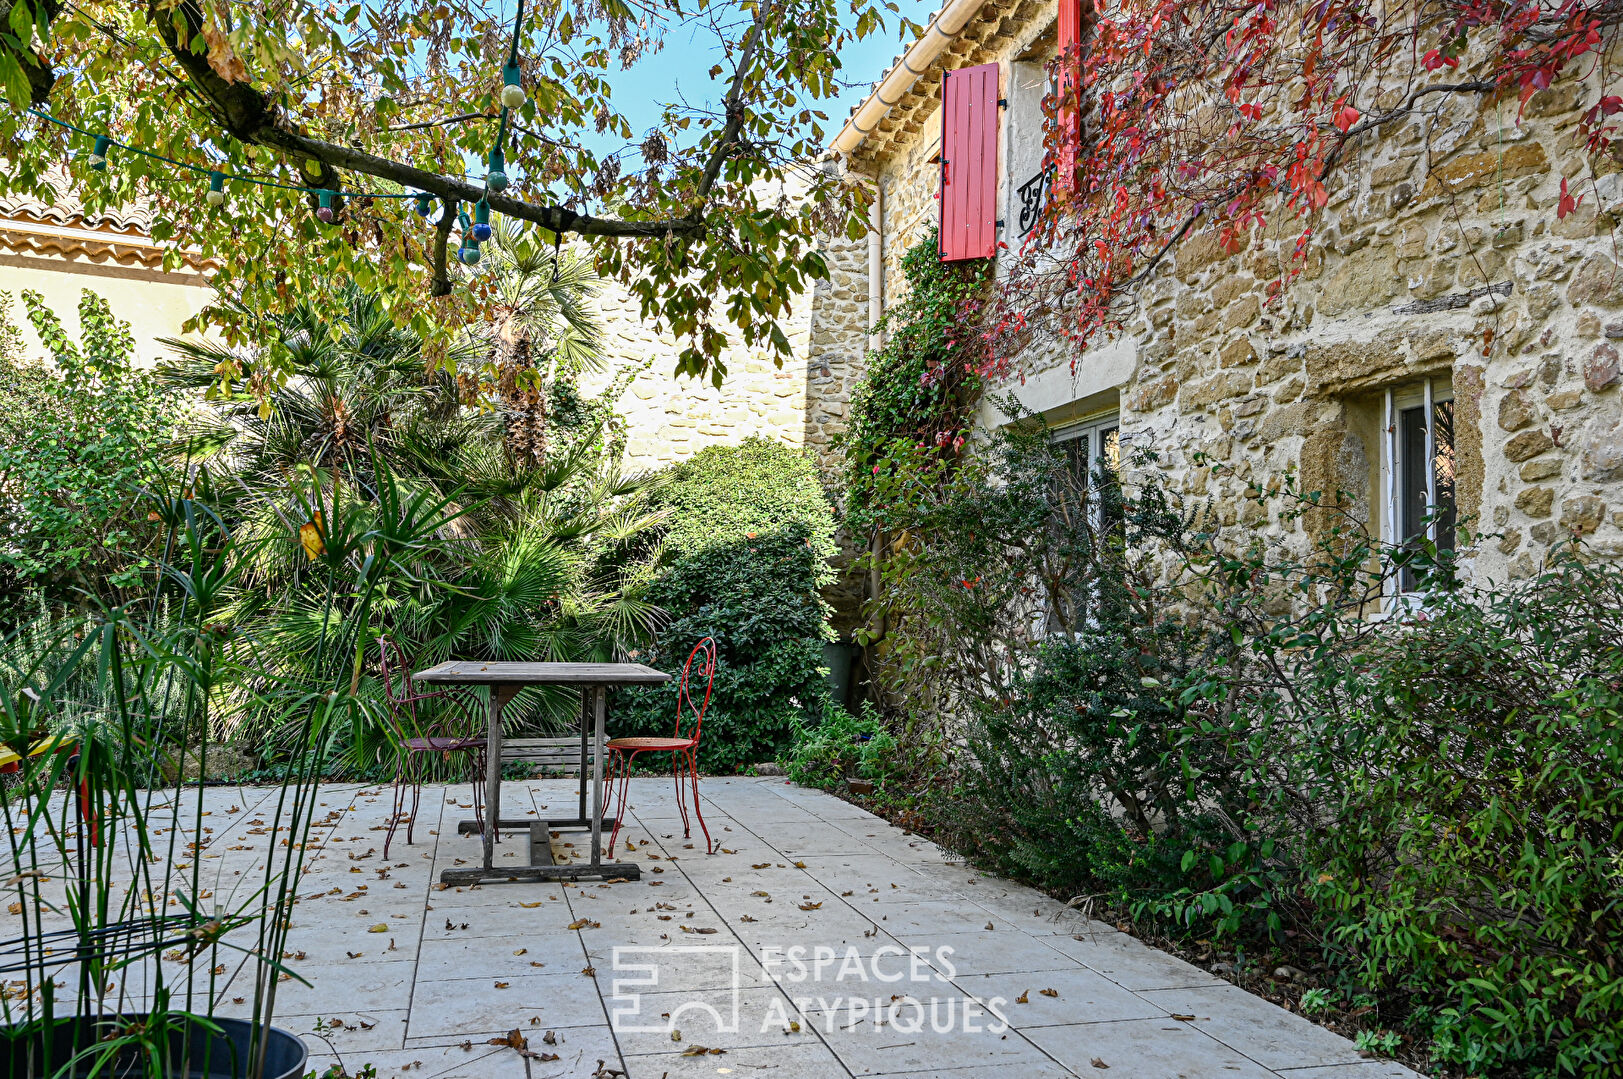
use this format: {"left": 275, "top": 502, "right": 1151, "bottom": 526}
{"left": 842, "top": 229, "right": 992, "bottom": 528}
{"left": 999, "top": 0, "right": 1623, "bottom": 370}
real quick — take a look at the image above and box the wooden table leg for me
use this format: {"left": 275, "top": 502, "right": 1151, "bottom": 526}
{"left": 590, "top": 685, "right": 606, "bottom": 866}
{"left": 578, "top": 689, "right": 589, "bottom": 822}
{"left": 484, "top": 686, "right": 515, "bottom": 870}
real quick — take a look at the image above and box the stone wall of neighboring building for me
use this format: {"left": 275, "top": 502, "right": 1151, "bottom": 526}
{"left": 585, "top": 278, "right": 814, "bottom": 474}
{"left": 829, "top": 0, "right": 1623, "bottom": 592}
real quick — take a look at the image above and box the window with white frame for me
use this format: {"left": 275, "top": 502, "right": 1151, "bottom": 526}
{"left": 1043, "top": 412, "right": 1121, "bottom": 634}
{"left": 1381, "top": 377, "right": 1457, "bottom": 594}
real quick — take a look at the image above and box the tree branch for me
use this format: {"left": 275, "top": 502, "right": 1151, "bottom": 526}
{"left": 1339, "top": 80, "right": 1496, "bottom": 138}
{"left": 694, "top": 6, "right": 765, "bottom": 205}
{"left": 431, "top": 196, "right": 458, "bottom": 297}
{"left": 144, "top": 0, "right": 734, "bottom": 249}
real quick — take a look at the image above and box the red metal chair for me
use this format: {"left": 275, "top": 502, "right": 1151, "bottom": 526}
{"left": 602, "top": 638, "right": 717, "bottom": 854}
{"left": 377, "top": 638, "right": 487, "bottom": 858}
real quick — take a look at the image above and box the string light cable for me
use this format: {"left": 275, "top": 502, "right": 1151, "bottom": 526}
{"left": 17, "top": 0, "right": 529, "bottom": 243}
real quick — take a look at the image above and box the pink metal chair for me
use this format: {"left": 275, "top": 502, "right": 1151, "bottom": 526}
{"left": 377, "top": 638, "right": 487, "bottom": 858}
{"left": 602, "top": 638, "right": 717, "bottom": 854}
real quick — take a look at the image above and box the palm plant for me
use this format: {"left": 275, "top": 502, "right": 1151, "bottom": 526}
{"left": 467, "top": 221, "right": 604, "bottom": 468}
{"left": 159, "top": 250, "right": 661, "bottom": 767}
{"left": 157, "top": 285, "right": 472, "bottom": 496}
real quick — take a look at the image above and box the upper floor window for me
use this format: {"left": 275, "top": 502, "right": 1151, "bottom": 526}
{"left": 1004, "top": 0, "right": 1092, "bottom": 249}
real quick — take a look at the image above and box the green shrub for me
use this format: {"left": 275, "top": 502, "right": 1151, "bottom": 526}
{"left": 851, "top": 409, "right": 1623, "bottom": 1071}
{"left": 1289, "top": 554, "right": 1623, "bottom": 1076}
{"left": 617, "top": 438, "right": 836, "bottom": 772}
{"left": 785, "top": 699, "right": 896, "bottom": 790}
{"left": 0, "top": 290, "right": 181, "bottom": 611}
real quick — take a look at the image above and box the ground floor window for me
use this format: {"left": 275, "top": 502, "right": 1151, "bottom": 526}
{"left": 1044, "top": 412, "right": 1121, "bottom": 633}
{"left": 1384, "top": 377, "right": 1456, "bottom": 593}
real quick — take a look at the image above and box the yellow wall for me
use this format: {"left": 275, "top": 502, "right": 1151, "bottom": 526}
{"left": 0, "top": 251, "right": 212, "bottom": 368}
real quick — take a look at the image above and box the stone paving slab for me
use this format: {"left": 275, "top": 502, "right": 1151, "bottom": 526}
{"left": 4, "top": 776, "right": 1418, "bottom": 1079}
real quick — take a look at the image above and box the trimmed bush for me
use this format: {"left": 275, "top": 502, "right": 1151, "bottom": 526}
{"left": 617, "top": 438, "right": 836, "bottom": 773}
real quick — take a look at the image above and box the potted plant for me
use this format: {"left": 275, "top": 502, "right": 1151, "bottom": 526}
{"left": 1, "top": 458, "right": 460, "bottom": 1077}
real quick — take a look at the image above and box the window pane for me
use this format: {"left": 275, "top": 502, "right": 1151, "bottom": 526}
{"left": 1399, "top": 404, "right": 1428, "bottom": 546}
{"left": 1098, "top": 426, "right": 1122, "bottom": 538}
{"left": 1432, "top": 399, "right": 1456, "bottom": 552}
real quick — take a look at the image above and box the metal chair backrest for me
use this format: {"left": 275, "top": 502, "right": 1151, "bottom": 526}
{"left": 376, "top": 636, "right": 425, "bottom": 739}
{"left": 674, "top": 637, "right": 717, "bottom": 746}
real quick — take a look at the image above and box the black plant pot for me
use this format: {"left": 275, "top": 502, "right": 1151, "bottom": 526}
{"left": 0, "top": 1013, "right": 307, "bottom": 1079}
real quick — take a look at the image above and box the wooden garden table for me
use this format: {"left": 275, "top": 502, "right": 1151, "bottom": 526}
{"left": 410, "top": 661, "right": 670, "bottom": 885}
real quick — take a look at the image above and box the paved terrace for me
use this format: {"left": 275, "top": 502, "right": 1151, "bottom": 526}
{"left": 19, "top": 778, "right": 1420, "bottom": 1079}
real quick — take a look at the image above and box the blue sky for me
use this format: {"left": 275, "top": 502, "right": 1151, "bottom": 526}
{"left": 601, "top": 1, "right": 939, "bottom": 152}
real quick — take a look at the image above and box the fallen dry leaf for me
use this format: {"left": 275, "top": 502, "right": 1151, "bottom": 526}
{"left": 1016, "top": 991, "right": 1030, "bottom": 1004}
{"left": 798, "top": 901, "right": 822, "bottom": 911}
{"left": 1091, "top": 1057, "right": 1110, "bottom": 1069}
{"left": 1040, "top": 988, "right": 1059, "bottom": 998}
{"left": 367, "top": 924, "right": 388, "bottom": 933}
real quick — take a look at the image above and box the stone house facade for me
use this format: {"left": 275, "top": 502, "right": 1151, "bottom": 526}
{"left": 811, "top": 0, "right": 1623, "bottom": 597}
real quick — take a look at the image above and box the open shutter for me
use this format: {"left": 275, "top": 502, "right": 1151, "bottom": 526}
{"left": 1055, "top": 0, "right": 1084, "bottom": 196}
{"left": 939, "top": 62, "right": 999, "bottom": 262}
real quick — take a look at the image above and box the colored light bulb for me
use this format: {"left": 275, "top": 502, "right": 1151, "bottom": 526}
{"left": 500, "top": 62, "right": 526, "bottom": 109}
{"left": 486, "top": 147, "right": 508, "bottom": 193}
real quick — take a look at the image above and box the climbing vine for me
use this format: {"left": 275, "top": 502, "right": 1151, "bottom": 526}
{"left": 996, "top": 0, "right": 1623, "bottom": 365}
{"left": 842, "top": 229, "right": 992, "bottom": 528}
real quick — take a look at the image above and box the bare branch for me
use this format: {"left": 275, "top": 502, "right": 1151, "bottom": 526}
{"left": 694, "top": 5, "right": 766, "bottom": 204}
{"left": 431, "top": 196, "right": 458, "bottom": 297}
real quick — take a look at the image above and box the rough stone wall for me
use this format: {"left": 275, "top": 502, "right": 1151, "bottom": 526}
{"left": 582, "top": 274, "right": 814, "bottom": 474}
{"left": 833, "top": 19, "right": 1623, "bottom": 586}
{"left": 804, "top": 233, "right": 871, "bottom": 480}
{"left": 803, "top": 233, "right": 876, "bottom": 634}
{"left": 1112, "top": 78, "right": 1623, "bottom": 581}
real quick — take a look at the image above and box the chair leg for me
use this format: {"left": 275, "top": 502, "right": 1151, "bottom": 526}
{"left": 384, "top": 751, "right": 410, "bottom": 860}
{"left": 606, "top": 749, "right": 632, "bottom": 854}
{"left": 685, "top": 747, "right": 713, "bottom": 854}
{"left": 673, "top": 750, "right": 690, "bottom": 839}
{"left": 405, "top": 752, "right": 424, "bottom": 848}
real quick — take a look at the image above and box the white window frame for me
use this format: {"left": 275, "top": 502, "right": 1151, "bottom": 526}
{"left": 1050, "top": 411, "right": 1121, "bottom": 533}
{"left": 1380, "top": 376, "right": 1454, "bottom": 604}
{"left": 1037, "top": 411, "right": 1121, "bottom": 636}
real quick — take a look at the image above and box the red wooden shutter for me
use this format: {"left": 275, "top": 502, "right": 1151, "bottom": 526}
{"left": 939, "top": 62, "right": 999, "bottom": 262}
{"left": 1055, "top": 0, "right": 1084, "bottom": 196}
